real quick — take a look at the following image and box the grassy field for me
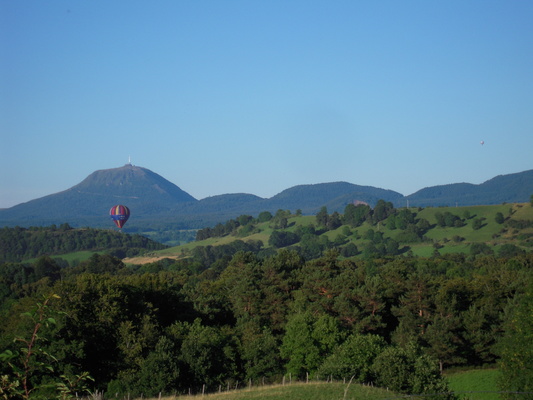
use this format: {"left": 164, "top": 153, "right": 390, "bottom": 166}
{"left": 445, "top": 368, "right": 501, "bottom": 400}
{"left": 132, "top": 381, "right": 395, "bottom": 400}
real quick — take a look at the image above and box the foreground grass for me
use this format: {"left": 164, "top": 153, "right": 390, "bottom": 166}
{"left": 137, "top": 382, "right": 395, "bottom": 400}
{"left": 445, "top": 368, "right": 501, "bottom": 400}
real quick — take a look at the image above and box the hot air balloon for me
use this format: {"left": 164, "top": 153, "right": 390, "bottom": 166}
{"left": 480, "top": 140, "right": 484, "bottom": 145}
{"left": 110, "top": 205, "right": 130, "bottom": 229}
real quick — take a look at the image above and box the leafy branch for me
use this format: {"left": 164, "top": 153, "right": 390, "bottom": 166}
{"left": 0, "top": 294, "right": 93, "bottom": 400}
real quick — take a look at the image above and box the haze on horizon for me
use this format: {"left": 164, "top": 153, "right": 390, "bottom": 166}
{"left": 1, "top": 1, "right": 532, "bottom": 209}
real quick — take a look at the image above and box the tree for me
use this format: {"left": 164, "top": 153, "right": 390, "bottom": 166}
{"left": 340, "top": 242, "right": 358, "bottom": 257}
{"left": 498, "top": 244, "right": 525, "bottom": 258}
{"left": 280, "top": 312, "right": 321, "bottom": 377}
{"left": 257, "top": 211, "right": 273, "bottom": 222}
{"left": 461, "top": 304, "right": 499, "bottom": 365}
{"left": 495, "top": 212, "right": 505, "bottom": 224}
{"left": 239, "top": 322, "right": 281, "bottom": 380}
{"left": 470, "top": 242, "right": 493, "bottom": 256}
{"left": 318, "top": 333, "right": 386, "bottom": 382}
{"left": 373, "top": 200, "right": 394, "bottom": 223}
{"left": 343, "top": 204, "right": 371, "bottom": 227}
{"left": 327, "top": 211, "right": 342, "bottom": 230}
{"left": 268, "top": 231, "right": 299, "bottom": 248}
{"left": 472, "top": 217, "right": 485, "bottom": 230}
{"left": 497, "top": 282, "right": 533, "bottom": 399}
{"left": 315, "top": 207, "right": 329, "bottom": 228}
{"left": 424, "top": 312, "right": 465, "bottom": 372}
{"left": 179, "top": 319, "right": 239, "bottom": 389}
{"left": 371, "top": 343, "right": 453, "bottom": 397}
{"left": 134, "top": 336, "right": 180, "bottom": 397}
{"left": 33, "top": 256, "right": 61, "bottom": 282}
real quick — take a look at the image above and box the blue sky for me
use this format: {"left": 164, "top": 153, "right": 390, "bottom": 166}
{"left": 1, "top": 1, "right": 532, "bottom": 208}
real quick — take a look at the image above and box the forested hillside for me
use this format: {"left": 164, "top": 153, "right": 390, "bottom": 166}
{"left": 142, "top": 200, "right": 533, "bottom": 267}
{"left": 0, "top": 224, "right": 167, "bottom": 262}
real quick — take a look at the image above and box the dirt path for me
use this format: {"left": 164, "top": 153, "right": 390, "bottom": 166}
{"left": 123, "top": 255, "right": 181, "bottom": 264}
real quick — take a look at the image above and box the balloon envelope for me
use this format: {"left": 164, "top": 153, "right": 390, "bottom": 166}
{"left": 110, "top": 205, "right": 130, "bottom": 228}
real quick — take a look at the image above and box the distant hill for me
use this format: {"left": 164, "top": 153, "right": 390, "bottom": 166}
{"left": 180, "top": 182, "right": 403, "bottom": 217}
{"left": 1, "top": 165, "right": 532, "bottom": 230}
{"left": 406, "top": 170, "right": 533, "bottom": 207}
{"left": 266, "top": 182, "right": 403, "bottom": 213}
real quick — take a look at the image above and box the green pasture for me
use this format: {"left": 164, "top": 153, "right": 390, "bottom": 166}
{"left": 445, "top": 368, "right": 501, "bottom": 400}
{"left": 139, "top": 381, "right": 395, "bottom": 400}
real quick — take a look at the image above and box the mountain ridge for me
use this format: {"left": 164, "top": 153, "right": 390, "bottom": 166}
{"left": 1, "top": 165, "right": 532, "bottom": 229}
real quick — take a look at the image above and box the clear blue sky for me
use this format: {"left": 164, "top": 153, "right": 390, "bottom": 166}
{"left": 1, "top": 1, "right": 532, "bottom": 208}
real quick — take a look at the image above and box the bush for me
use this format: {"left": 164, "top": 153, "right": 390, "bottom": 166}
{"left": 371, "top": 343, "right": 454, "bottom": 398}
{"left": 318, "top": 333, "right": 386, "bottom": 382}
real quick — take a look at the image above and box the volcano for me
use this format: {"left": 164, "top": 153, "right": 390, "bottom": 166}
{"left": 0, "top": 164, "right": 197, "bottom": 227}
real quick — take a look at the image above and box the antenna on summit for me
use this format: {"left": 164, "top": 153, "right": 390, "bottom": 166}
{"left": 128, "top": 156, "right": 133, "bottom": 166}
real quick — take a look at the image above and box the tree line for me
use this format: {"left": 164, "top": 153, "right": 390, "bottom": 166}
{"left": 0, "top": 225, "right": 167, "bottom": 262}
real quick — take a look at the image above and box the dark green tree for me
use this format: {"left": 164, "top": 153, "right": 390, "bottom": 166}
{"left": 318, "top": 333, "right": 386, "bottom": 382}
{"left": 470, "top": 242, "right": 493, "bottom": 256}
{"left": 343, "top": 204, "right": 371, "bottom": 227}
{"left": 268, "top": 231, "right": 299, "bottom": 248}
{"left": 472, "top": 217, "right": 485, "bottom": 230}
{"left": 315, "top": 206, "right": 329, "bottom": 228}
{"left": 327, "top": 211, "right": 342, "bottom": 230}
{"left": 497, "top": 282, "right": 533, "bottom": 399}
{"left": 134, "top": 336, "right": 180, "bottom": 397}
{"left": 372, "top": 342, "right": 453, "bottom": 397}
{"left": 280, "top": 312, "right": 321, "bottom": 377}
{"left": 179, "top": 319, "right": 239, "bottom": 389}
{"left": 498, "top": 244, "right": 525, "bottom": 258}
{"left": 257, "top": 211, "right": 273, "bottom": 222}
{"left": 239, "top": 321, "right": 281, "bottom": 381}
{"left": 373, "top": 200, "right": 394, "bottom": 223}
